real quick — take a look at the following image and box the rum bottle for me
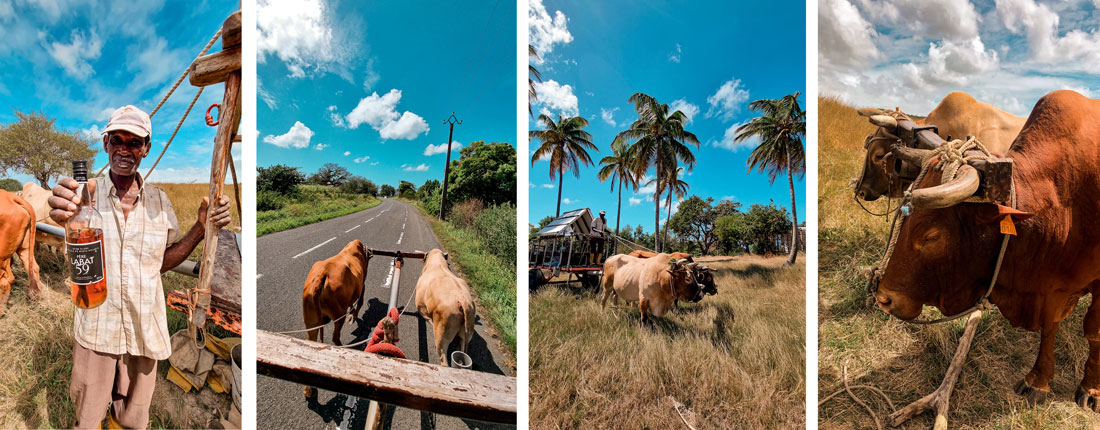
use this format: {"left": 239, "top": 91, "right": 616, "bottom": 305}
{"left": 66, "top": 160, "right": 107, "bottom": 309}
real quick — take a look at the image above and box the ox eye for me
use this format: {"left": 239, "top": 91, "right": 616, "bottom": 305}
{"left": 924, "top": 231, "right": 942, "bottom": 243}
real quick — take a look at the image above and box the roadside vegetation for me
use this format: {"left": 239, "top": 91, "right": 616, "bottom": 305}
{"left": 256, "top": 163, "right": 380, "bottom": 236}
{"left": 1, "top": 182, "right": 239, "bottom": 429}
{"left": 817, "top": 97, "right": 1100, "bottom": 428}
{"left": 530, "top": 255, "right": 805, "bottom": 428}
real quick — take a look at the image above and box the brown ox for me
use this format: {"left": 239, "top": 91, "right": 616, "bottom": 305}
{"left": 415, "top": 248, "right": 475, "bottom": 367}
{"left": 17, "top": 183, "right": 63, "bottom": 253}
{"left": 855, "top": 92, "right": 1026, "bottom": 201}
{"left": 628, "top": 249, "right": 694, "bottom": 262}
{"left": 873, "top": 90, "right": 1100, "bottom": 410}
{"left": 0, "top": 190, "right": 40, "bottom": 315}
{"left": 301, "top": 240, "right": 368, "bottom": 398}
{"left": 601, "top": 253, "right": 702, "bottom": 322}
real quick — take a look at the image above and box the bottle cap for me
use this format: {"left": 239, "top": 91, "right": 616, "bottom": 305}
{"left": 72, "top": 160, "right": 88, "bottom": 182}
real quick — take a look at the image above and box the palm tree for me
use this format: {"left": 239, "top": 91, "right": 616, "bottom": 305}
{"left": 529, "top": 45, "right": 541, "bottom": 118}
{"left": 530, "top": 114, "right": 597, "bottom": 217}
{"left": 662, "top": 166, "right": 689, "bottom": 247}
{"left": 613, "top": 93, "right": 699, "bottom": 252}
{"left": 597, "top": 140, "right": 639, "bottom": 249}
{"left": 735, "top": 92, "right": 806, "bottom": 265}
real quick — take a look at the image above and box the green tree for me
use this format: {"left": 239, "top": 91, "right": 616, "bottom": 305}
{"left": 309, "top": 163, "right": 352, "bottom": 186}
{"left": 257, "top": 164, "right": 305, "bottom": 195}
{"left": 668, "top": 196, "right": 741, "bottom": 255}
{"left": 735, "top": 92, "right": 805, "bottom": 265}
{"left": 448, "top": 141, "right": 517, "bottom": 206}
{"left": 597, "top": 140, "right": 638, "bottom": 245}
{"left": 0, "top": 178, "right": 20, "bottom": 192}
{"left": 340, "top": 176, "right": 377, "bottom": 196}
{"left": 0, "top": 110, "right": 97, "bottom": 188}
{"left": 530, "top": 114, "right": 597, "bottom": 217}
{"left": 380, "top": 184, "right": 396, "bottom": 197}
{"left": 717, "top": 203, "right": 792, "bottom": 255}
{"left": 613, "top": 93, "right": 699, "bottom": 252}
{"left": 651, "top": 166, "right": 688, "bottom": 248}
{"left": 397, "top": 181, "right": 417, "bottom": 199}
{"left": 418, "top": 179, "right": 441, "bottom": 200}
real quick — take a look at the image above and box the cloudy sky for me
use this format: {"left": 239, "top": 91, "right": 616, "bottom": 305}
{"left": 529, "top": 0, "right": 807, "bottom": 232}
{"left": 820, "top": 0, "right": 1100, "bottom": 116}
{"left": 256, "top": 0, "right": 517, "bottom": 187}
{"left": 0, "top": 0, "right": 240, "bottom": 185}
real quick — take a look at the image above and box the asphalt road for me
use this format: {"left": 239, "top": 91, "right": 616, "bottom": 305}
{"left": 256, "top": 198, "right": 515, "bottom": 429}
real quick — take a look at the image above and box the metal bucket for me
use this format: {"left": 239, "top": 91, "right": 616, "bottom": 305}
{"left": 450, "top": 351, "right": 472, "bottom": 369}
{"left": 231, "top": 343, "right": 242, "bottom": 409}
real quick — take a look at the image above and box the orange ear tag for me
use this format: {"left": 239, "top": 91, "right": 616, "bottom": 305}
{"left": 1000, "top": 215, "right": 1017, "bottom": 236}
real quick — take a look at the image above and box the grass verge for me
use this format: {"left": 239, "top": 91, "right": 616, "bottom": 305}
{"left": 257, "top": 186, "right": 379, "bottom": 236}
{"left": 817, "top": 97, "right": 1100, "bottom": 428}
{"left": 2, "top": 183, "right": 238, "bottom": 429}
{"left": 530, "top": 254, "right": 806, "bottom": 428}
{"left": 410, "top": 202, "right": 517, "bottom": 356}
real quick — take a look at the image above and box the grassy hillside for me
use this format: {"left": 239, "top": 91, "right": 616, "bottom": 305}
{"left": 530, "top": 255, "right": 805, "bottom": 428}
{"left": 817, "top": 97, "right": 1100, "bottom": 429}
{"left": 3, "top": 183, "right": 239, "bottom": 429}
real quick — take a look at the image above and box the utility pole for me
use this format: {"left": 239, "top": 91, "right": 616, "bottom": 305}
{"left": 439, "top": 112, "right": 461, "bottom": 220}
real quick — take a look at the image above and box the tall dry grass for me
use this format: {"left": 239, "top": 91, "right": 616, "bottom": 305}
{"left": 817, "top": 97, "right": 1100, "bottom": 428}
{"left": 2, "top": 183, "right": 239, "bottom": 429}
{"left": 530, "top": 254, "right": 805, "bottom": 428}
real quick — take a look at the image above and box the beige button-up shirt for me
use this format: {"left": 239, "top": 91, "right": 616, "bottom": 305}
{"left": 74, "top": 176, "right": 178, "bottom": 360}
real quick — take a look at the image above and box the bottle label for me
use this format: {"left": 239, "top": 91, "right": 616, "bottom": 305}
{"left": 67, "top": 240, "right": 105, "bottom": 285}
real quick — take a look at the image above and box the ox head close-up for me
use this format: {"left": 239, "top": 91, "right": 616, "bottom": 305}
{"left": 668, "top": 259, "right": 704, "bottom": 303}
{"left": 689, "top": 263, "right": 717, "bottom": 297}
{"left": 851, "top": 109, "right": 928, "bottom": 202}
{"left": 872, "top": 165, "right": 1032, "bottom": 320}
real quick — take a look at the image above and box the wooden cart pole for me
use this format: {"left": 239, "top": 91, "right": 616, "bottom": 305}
{"left": 193, "top": 11, "right": 242, "bottom": 340}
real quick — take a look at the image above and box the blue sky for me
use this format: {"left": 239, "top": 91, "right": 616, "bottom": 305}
{"left": 820, "top": 0, "right": 1100, "bottom": 116}
{"left": 0, "top": 0, "right": 240, "bottom": 185}
{"left": 528, "top": 0, "right": 807, "bottom": 232}
{"left": 256, "top": 0, "right": 517, "bottom": 188}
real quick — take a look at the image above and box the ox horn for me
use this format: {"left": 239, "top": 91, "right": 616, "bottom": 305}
{"left": 890, "top": 144, "right": 934, "bottom": 166}
{"left": 868, "top": 114, "right": 898, "bottom": 131}
{"left": 910, "top": 164, "right": 980, "bottom": 209}
{"left": 856, "top": 108, "right": 882, "bottom": 117}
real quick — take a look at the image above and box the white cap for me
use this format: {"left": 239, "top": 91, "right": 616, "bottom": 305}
{"left": 103, "top": 105, "right": 152, "bottom": 138}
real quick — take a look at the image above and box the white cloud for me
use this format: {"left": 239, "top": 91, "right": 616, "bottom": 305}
{"left": 531, "top": 80, "right": 579, "bottom": 117}
{"left": 996, "top": 0, "right": 1100, "bottom": 69}
{"left": 262, "top": 121, "right": 314, "bottom": 149}
{"left": 819, "top": 0, "right": 882, "bottom": 68}
{"left": 856, "top": 0, "right": 981, "bottom": 40}
{"left": 344, "top": 151, "right": 351, "bottom": 156}
{"left": 562, "top": 197, "right": 578, "bottom": 205}
{"left": 314, "top": 143, "right": 328, "bottom": 150}
{"left": 402, "top": 163, "right": 429, "bottom": 172}
{"left": 362, "top": 58, "right": 380, "bottom": 91}
{"left": 600, "top": 107, "right": 619, "bottom": 127}
{"left": 327, "top": 105, "right": 345, "bottom": 127}
{"left": 528, "top": 0, "right": 573, "bottom": 64}
{"left": 81, "top": 124, "right": 102, "bottom": 140}
{"left": 669, "top": 99, "right": 699, "bottom": 124}
{"left": 370, "top": 161, "right": 379, "bottom": 166}
{"left": 628, "top": 197, "right": 643, "bottom": 206}
{"left": 705, "top": 78, "right": 750, "bottom": 121}
{"left": 423, "top": 141, "right": 463, "bottom": 156}
{"left": 344, "top": 89, "right": 429, "bottom": 140}
{"left": 46, "top": 29, "right": 103, "bottom": 79}
{"left": 542, "top": 183, "right": 555, "bottom": 189}
{"left": 354, "top": 156, "right": 370, "bottom": 163}
{"left": 712, "top": 121, "right": 760, "bottom": 152}
{"left": 668, "top": 43, "right": 682, "bottom": 63}
{"left": 258, "top": 82, "right": 278, "bottom": 110}
{"left": 257, "top": 0, "right": 357, "bottom": 78}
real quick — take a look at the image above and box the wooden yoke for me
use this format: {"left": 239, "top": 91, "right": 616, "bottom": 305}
{"left": 192, "top": 10, "right": 242, "bottom": 339}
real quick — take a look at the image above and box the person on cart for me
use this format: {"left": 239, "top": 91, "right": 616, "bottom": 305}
{"left": 590, "top": 210, "right": 607, "bottom": 265}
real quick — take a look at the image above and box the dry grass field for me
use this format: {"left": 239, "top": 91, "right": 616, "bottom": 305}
{"left": 530, "top": 254, "right": 805, "bottom": 428}
{"left": 2, "top": 183, "right": 240, "bottom": 429}
{"left": 817, "top": 97, "right": 1100, "bottom": 429}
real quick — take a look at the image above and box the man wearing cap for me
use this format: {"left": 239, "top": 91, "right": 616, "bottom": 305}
{"left": 590, "top": 210, "right": 607, "bottom": 264}
{"left": 47, "top": 105, "right": 232, "bottom": 429}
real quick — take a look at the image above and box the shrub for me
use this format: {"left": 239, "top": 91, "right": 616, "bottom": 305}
{"left": 420, "top": 187, "right": 441, "bottom": 216}
{"left": 0, "top": 178, "right": 20, "bottom": 192}
{"left": 450, "top": 198, "right": 483, "bottom": 230}
{"left": 257, "top": 164, "right": 305, "bottom": 195}
{"left": 473, "top": 203, "right": 516, "bottom": 264}
{"left": 340, "top": 176, "right": 378, "bottom": 196}
{"left": 256, "top": 190, "right": 285, "bottom": 211}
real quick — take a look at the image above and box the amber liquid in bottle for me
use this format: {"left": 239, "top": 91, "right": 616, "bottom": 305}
{"left": 66, "top": 160, "right": 107, "bottom": 309}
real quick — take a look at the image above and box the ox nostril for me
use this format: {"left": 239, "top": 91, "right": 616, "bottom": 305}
{"left": 876, "top": 295, "right": 892, "bottom": 306}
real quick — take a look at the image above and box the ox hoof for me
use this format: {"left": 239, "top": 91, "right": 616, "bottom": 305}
{"left": 1013, "top": 380, "right": 1051, "bottom": 404}
{"left": 304, "top": 386, "right": 317, "bottom": 399}
{"left": 1076, "top": 386, "right": 1100, "bottom": 412}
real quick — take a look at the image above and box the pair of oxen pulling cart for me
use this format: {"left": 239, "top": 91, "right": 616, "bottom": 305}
{"left": 838, "top": 91, "right": 1100, "bottom": 429}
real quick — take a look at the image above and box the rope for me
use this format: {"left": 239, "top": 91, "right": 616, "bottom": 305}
{"left": 610, "top": 233, "right": 654, "bottom": 253}
{"left": 144, "top": 86, "right": 204, "bottom": 181}
{"left": 867, "top": 136, "right": 1016, "bottom": 325}
{"left": 339, "top": 276, "right": 419, "bottom": 349}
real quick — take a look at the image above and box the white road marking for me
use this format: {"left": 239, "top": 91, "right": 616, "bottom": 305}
{"left": 292, "top": 237, "right": 336, "bottom": 259}
{"left": 256, "top": 274, "right": 263, "bottom": 279}
{"left": 381, "top": 260, "right": 395, "bottom": 289}
{"left": 396, "top": 231, "right": 404, "bottom": 245}
{"left": 345, "top": 224, "right": 360, "bottom": 233}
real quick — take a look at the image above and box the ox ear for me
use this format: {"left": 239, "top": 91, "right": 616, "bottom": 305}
{"left": 976, "top": 204, "right": 1034, "bottom": 225}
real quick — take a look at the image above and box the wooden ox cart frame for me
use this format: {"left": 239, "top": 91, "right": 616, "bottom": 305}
{"left": 529, "top": 208, "right": 612, "bottom": 289}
